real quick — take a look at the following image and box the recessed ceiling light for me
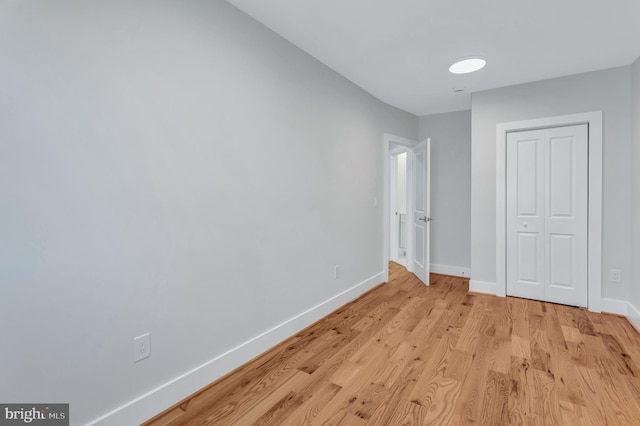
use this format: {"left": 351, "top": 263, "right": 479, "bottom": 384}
{"left": 449, "top": 57, "right": 486, "bottom": 74}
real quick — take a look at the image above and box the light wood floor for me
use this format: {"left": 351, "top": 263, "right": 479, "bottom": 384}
{"left": 145, "top": 262, "right": 640, "bottom": 425}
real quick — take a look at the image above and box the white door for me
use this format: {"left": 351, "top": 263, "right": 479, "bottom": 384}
{"left": 506, "top": 125, "right": 588, "bottom": 307}
{"left": 410, "top": 139, "right": 431, "bottom": 285}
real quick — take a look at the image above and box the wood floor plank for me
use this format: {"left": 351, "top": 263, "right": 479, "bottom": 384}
{"left": 595, "top": 365, "right": 640, "bottom": 424}
{"left": 558, "top": 399, "right": 589, "bottom": 426}
{"left": 144, "top": 262, "right": 640, "bottom": 426}
{"left": 199, "top": 369, "right": 310, "bottom": 426}
{"left": 383, "top": 401, "right": 426, "bottom": 425}
{"left": 548, "top": 337, "right": 585, "bottom": 406}
{"left": 421, "top": 375, "right": 462, "bottom": 424}
{"left": 296, "top": 328, "right": 360, "bottom": 375}
{"left": 408, "top": 326, "right": 461, "bottom": 407}
{"left": 454, "top": 299, "right": 486, "bottom": 352}
{"left": 488, "top": 337, "right": 512, "bottom": 374}
{"left": 532, "top": 369, "right": 561, "bottom": 425}
{"left": 344, "top": 382, "right": 390, "bottom": 421}
{"left": 573, "top": 365, "right": 607, "bottom": 425}
{"left": 449, "top": 335, "right": 493, "bottom": 425}
{"left": 479, "top": 370, "right": 510, "bottom": 425}
{"left": 511, "top": 333, "right": 531, "bottom": 359}
{"left": 278, "top": 379, "right": 342, "bottom": 426}
{"left": 600, "top": 333, "right": 640, "bottom": 377}
{"left": 307, "top": 389, "right": 354, "bottom": 425}
{"left": 370, "top": 340, "right": 415, "bottom": 388}
{"left": 366, "top": 378, "right": 419, "bottom": 425}
{"left": 510, "top": 297, "right": 531, "bottom": 338}
{"left": 508, "top": 356, "right": 534, "bottom": 424}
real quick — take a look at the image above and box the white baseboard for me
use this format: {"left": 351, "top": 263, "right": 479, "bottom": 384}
{"left": 467, "top": 283, "right": 636, "bottom": 316}
{"left": 626, "top": 302, "right": 640, "bottom": 332}
{"left": 430, "top": 264, "right": 471, "bottom": 278}
{"left": 600, "top": 298, "right": 628, "bottom": 316}
{"left": 86, "top": 272, "right": 385, "bottom": 426}
{"left": 601, "top": 299, "right": 640, "bottom": 332}
{"left": 469, "top": 279, "right": 498, "bottom": 296}
{"left": 391, "top": 258, "right": 407, "bottom": 267}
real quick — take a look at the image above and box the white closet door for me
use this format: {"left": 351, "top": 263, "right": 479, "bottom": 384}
{"left": 544, "top": 125, "right": 588, "bottom": 307}
{"left": 506, "top": 130, "right": 546, "bottom": 302}
{"left": 506, "top": 125, "right": 588, "bottom": 307}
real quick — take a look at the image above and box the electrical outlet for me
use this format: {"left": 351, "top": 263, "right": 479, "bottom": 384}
{"left": 134, "top": 333, "right": 151, "bottom": 362}
{"left": 335, "top": 265, "right": 341, "bottom": 279}
{"left": 610, "top": 269, "right": 622, "bottom": 283}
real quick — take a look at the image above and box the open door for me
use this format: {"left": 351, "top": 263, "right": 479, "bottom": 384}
{"left": 409, "top": 139, "right": 431, "bottom": 285}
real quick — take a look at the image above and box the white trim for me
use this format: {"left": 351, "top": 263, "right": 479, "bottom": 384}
{"left": 383, "top": 134, "right": 417, "bottom": 283}
{"left": 385, "top": 133, "right": 419, "bottom": 148}
{"left": 599, "top": 299, "right": 640, "bottom": 332}
{"left": 389, "top": 145, "right": 408, "bottom": 155}
{"left": 626, "top": 302, "right": 640, "bottom": 332}
{"left": 391, "top": 258, "right": 407, "bottom": 267}
{"left": 86, "top": 272, "right": 385, "bottom": 426}
{"left": 469, "top": 279, "right": 499, "bottom": 295}
{"left": 496, "top": 111, "right": 603, "bottom": 311}
{"left": 600, "top": 298, "right": 628, "bottom": 316}
{"left": 430, "top": 263, "right": 471, "bottom": 278}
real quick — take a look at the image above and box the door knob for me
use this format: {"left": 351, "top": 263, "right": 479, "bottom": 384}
{"left": 418, "top": 216, "right": 427, "bottom": 222}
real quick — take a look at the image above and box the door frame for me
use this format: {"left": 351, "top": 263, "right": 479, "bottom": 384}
{"left": 383, "top": 134, "right": 418, "bottom": 282}
{"left": 496, "top": 111, "right": 603, "bottom": 311}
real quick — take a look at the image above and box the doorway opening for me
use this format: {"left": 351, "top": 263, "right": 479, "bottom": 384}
{"left": 383, "top": 134, "right": 431, "bottom": 286}
{"left": 390, "top": 149, "right": 408, "bottom": 266}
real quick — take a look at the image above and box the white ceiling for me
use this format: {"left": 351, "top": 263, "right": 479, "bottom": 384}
{"left": 225, "top": 0, "right": 640, "bottom": 116}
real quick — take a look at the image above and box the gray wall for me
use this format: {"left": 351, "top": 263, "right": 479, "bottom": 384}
{"left": 471, "top": 66, "right": 632, "bottom": 301}
{"left": 419, "top": 110, "right": 471, "bottom": 271}
{"left": 0, "top": 1, "right": 417, "bottom": 424}
{"left": 631, "top": 58, "right": 640, "bottom": 310}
